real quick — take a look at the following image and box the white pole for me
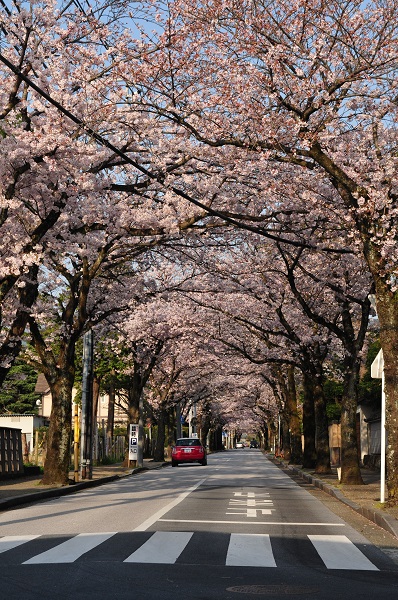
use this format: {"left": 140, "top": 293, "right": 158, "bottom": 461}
{"left": 381, "top": 370, "right": 386, "bottom": 504}
{"left": 371, "top": 348, "right": 385, "bottom": 504}
{"left": 193, "top": 402, "right": 197, "bottom": 434}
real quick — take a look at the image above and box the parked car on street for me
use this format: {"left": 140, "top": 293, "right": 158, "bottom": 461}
{"left": 235, "top": 441, "right": 244, "bottom": 448}
{"left": 172, "top": 438, "right": 207, "bottom": 467}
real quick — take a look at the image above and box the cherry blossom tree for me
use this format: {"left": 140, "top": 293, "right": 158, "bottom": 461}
{"left": 170, "top": 222, "right": 372, "bottom": 479}
{"left": 3, "top": 0, "right": 396, "bottom": 495}
{"left": 117, "top": 0, "right": 398, "bottom": 500}
{"left": 0, "top": 0, "right": 139, "bottom": 385}
{"left": 0, "top": 0, "right": 214, "bottom": 484}
{"left": 262, "top": 365, "right": 302, "bottom": 464}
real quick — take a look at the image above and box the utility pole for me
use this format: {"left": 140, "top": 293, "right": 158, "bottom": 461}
{"left": 80, "top": 330, "right": 94, "bottom": 480}
{"left": 73, "top": 401, "right": 79, "bottom": 482}
{"left": 137, "top": 393, "right": 144, "bottom": 468}
{"left": 176, "top": 404, "right": 182, "bottom": 439}
{"left": 189, "top": 403, "right": 197, "bottom": 437}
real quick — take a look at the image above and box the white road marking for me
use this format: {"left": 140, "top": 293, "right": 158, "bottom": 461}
{"left": 23, "top": 532, "right": 116, "bottom": 564}
{"left": 133, "top": 478, "right": 206, "bottom": 532}
{"left": 247, "top": 509, "right": 273, "bottom": 516}
{"left": 0, "top": 535, "right": 39, "bottom": 553}
{"left": 227, "top": 490, "right": 274, "bottom": 517}
{"left": 158, "top": 519, "right": 345, "bottom": 526}
{"left": 1, "top": 531, "right": 379, "bottom": 571}
{"left": 124, "top": 531, "right": 193, "bottom": 563}
{"left": 226, "top": 533, "right": 276, "bottom": 567}
{"left": 309, "top": 535, "right": 379, "bottom": 571}
{"left": 229, "top": 500, "right": 273, "bottom": 506}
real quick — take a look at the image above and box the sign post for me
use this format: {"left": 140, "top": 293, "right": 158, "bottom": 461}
{"left": 371, "top": 349, "right": 385, "bottom": 503}
{"left": 129, "top": 424, "right": 139, "bottom": 463}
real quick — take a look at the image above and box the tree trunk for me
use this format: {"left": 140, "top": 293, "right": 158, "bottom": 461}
{"left": 124, "top": 381, "right": 141, "bottom": 467}
{"left": 127, "top": 379, "right": 141, "bottom": 424}
{"left": 262, "top": 423, "right": 269, "bottom": 450}
{"left": 374, "top": 282, "right": 398, "bottom": 504}
{"left": 154, "top": 408, "right": 166, "bottom": 462}
{"left": 41, "top": 371, "right": 74, "bottom": 485}
{"left": 281, "top": 416, "right": 291, "bottom": 461}
{"left": 125, "top": 346, "right": 163, "bottom": 465}
{"left": 200, "top": 414, "right": 211, "bottom": 448}
{"left": 165, "top": 408, "right": 175, "bottom": 460}
{"left": 213, "top": 425, "right": 223, "bottom": 451}
{"left": 356, "top": 242, "right": 398, "bottom": 503}
{"left": 106, "top": 376, "right": 115, "bottom": 439}
{"left": 22, "top": 433, "right": 29, "bottom": 463}
{"left": 302, "top": 374, "right": 316, "bottom": 468}
{"left": 313, "top": 376, "right": 331, "bottom": 474}
{"left": 209, "top": 428, "right": 220, "bottom": 452}
{"left": 340, "top": 358, "right": 363, "bottom": 484}
{"left": 285, "top": 366, "right": 302, "bottom": 464}
{"left": 92, "top": 376, "right": 100, "bottom": 431}
{"left": 267, "top": 420, "right": 276, "bottom": 453}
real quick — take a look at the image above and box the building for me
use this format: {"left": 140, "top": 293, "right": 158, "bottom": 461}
{"left": 357, "top": 404, "right": 381, "bottom": 469}
{"left": 34, "top": 373, "right": 126, "bottom": 429}
{"left": 0, "top": 414, "right": 48, "bottom": 455}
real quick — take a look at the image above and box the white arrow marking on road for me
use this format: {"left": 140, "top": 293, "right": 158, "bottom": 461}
{"left": 247, "top": 508, "right": 273, "bottom": 516}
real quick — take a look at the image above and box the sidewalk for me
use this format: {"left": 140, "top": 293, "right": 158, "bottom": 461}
{"left": 0, "top": 459, "right": 170, "bottom": 510}
{"left": 270, "top": 455, "right": 398, "bottom": 539}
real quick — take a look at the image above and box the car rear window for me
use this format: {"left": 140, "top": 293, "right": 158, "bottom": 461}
{"left": 175, "top": 439, "right": 202, "bottom": 446}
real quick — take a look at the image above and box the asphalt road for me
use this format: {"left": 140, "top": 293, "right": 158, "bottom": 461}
{"left": 1, "top": 450, "right": 398, "bottom": 600}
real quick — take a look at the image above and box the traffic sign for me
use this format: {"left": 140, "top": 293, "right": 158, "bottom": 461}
{"left": 129, "top": 424, "right": 139, "bottom": 458}
{"left": 371, "top": 349, "right": 383, "bottom": 379}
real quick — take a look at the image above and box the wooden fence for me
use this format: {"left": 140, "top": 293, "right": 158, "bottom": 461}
{"left": 0, "top": 427, "right": 23, "bottom": 478}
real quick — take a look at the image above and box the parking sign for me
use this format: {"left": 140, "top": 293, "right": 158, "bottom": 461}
{"left": 129, "top": 424, "right": 139, "bottom": 459}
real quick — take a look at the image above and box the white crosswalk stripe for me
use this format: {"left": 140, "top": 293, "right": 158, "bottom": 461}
{"left": 308, "top": 535, "right": 379, "bottom": 571}
{"left": 124, "top": 531, "right": 193, "bottom": 564}
{"left": 226, "top": 533, "right": 276, "bottom": 567}
{"left": 23, "top": 532, "right": 117, "bottom": 564}
{"left": 0, "top": 531, "right": 381, "bottom": 570}
{"left": 0, "top": 535, "right": 40, "bottom": 553}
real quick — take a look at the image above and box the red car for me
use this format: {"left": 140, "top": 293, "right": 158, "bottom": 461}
{"left": 171, "top": 438, "right": 207, "bottom": 467}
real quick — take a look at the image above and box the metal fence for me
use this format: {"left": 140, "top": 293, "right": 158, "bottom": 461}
{"left": 92, "top": 434, "right": 126, "bottom": 464}
{"left": 0, "top": 427, "right": 23, "bottom": 478}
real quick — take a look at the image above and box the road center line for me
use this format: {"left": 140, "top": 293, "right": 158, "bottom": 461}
{"left": 157, "top": 519, "right": 345, "bottom": 526}
{"left": 133, "top": 478, "right": 207, "bottom": 531}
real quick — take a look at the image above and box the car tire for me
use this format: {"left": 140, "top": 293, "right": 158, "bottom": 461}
{"left": 200, "top": 459, "right": 207, "bottom": 466}
{"left": 172, "top": 460, "right": 178, "bottom": 467}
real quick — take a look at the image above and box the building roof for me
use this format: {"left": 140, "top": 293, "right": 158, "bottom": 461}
{"left": 35, "top": 373, "right": 50, "bottom": 394}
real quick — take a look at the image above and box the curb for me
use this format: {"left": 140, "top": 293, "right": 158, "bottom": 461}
{"left": 0, "top": 461, "right": 170, "bottom": 511}
{"left": 275, "top": 458, "right": 398, "bottom": 540}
